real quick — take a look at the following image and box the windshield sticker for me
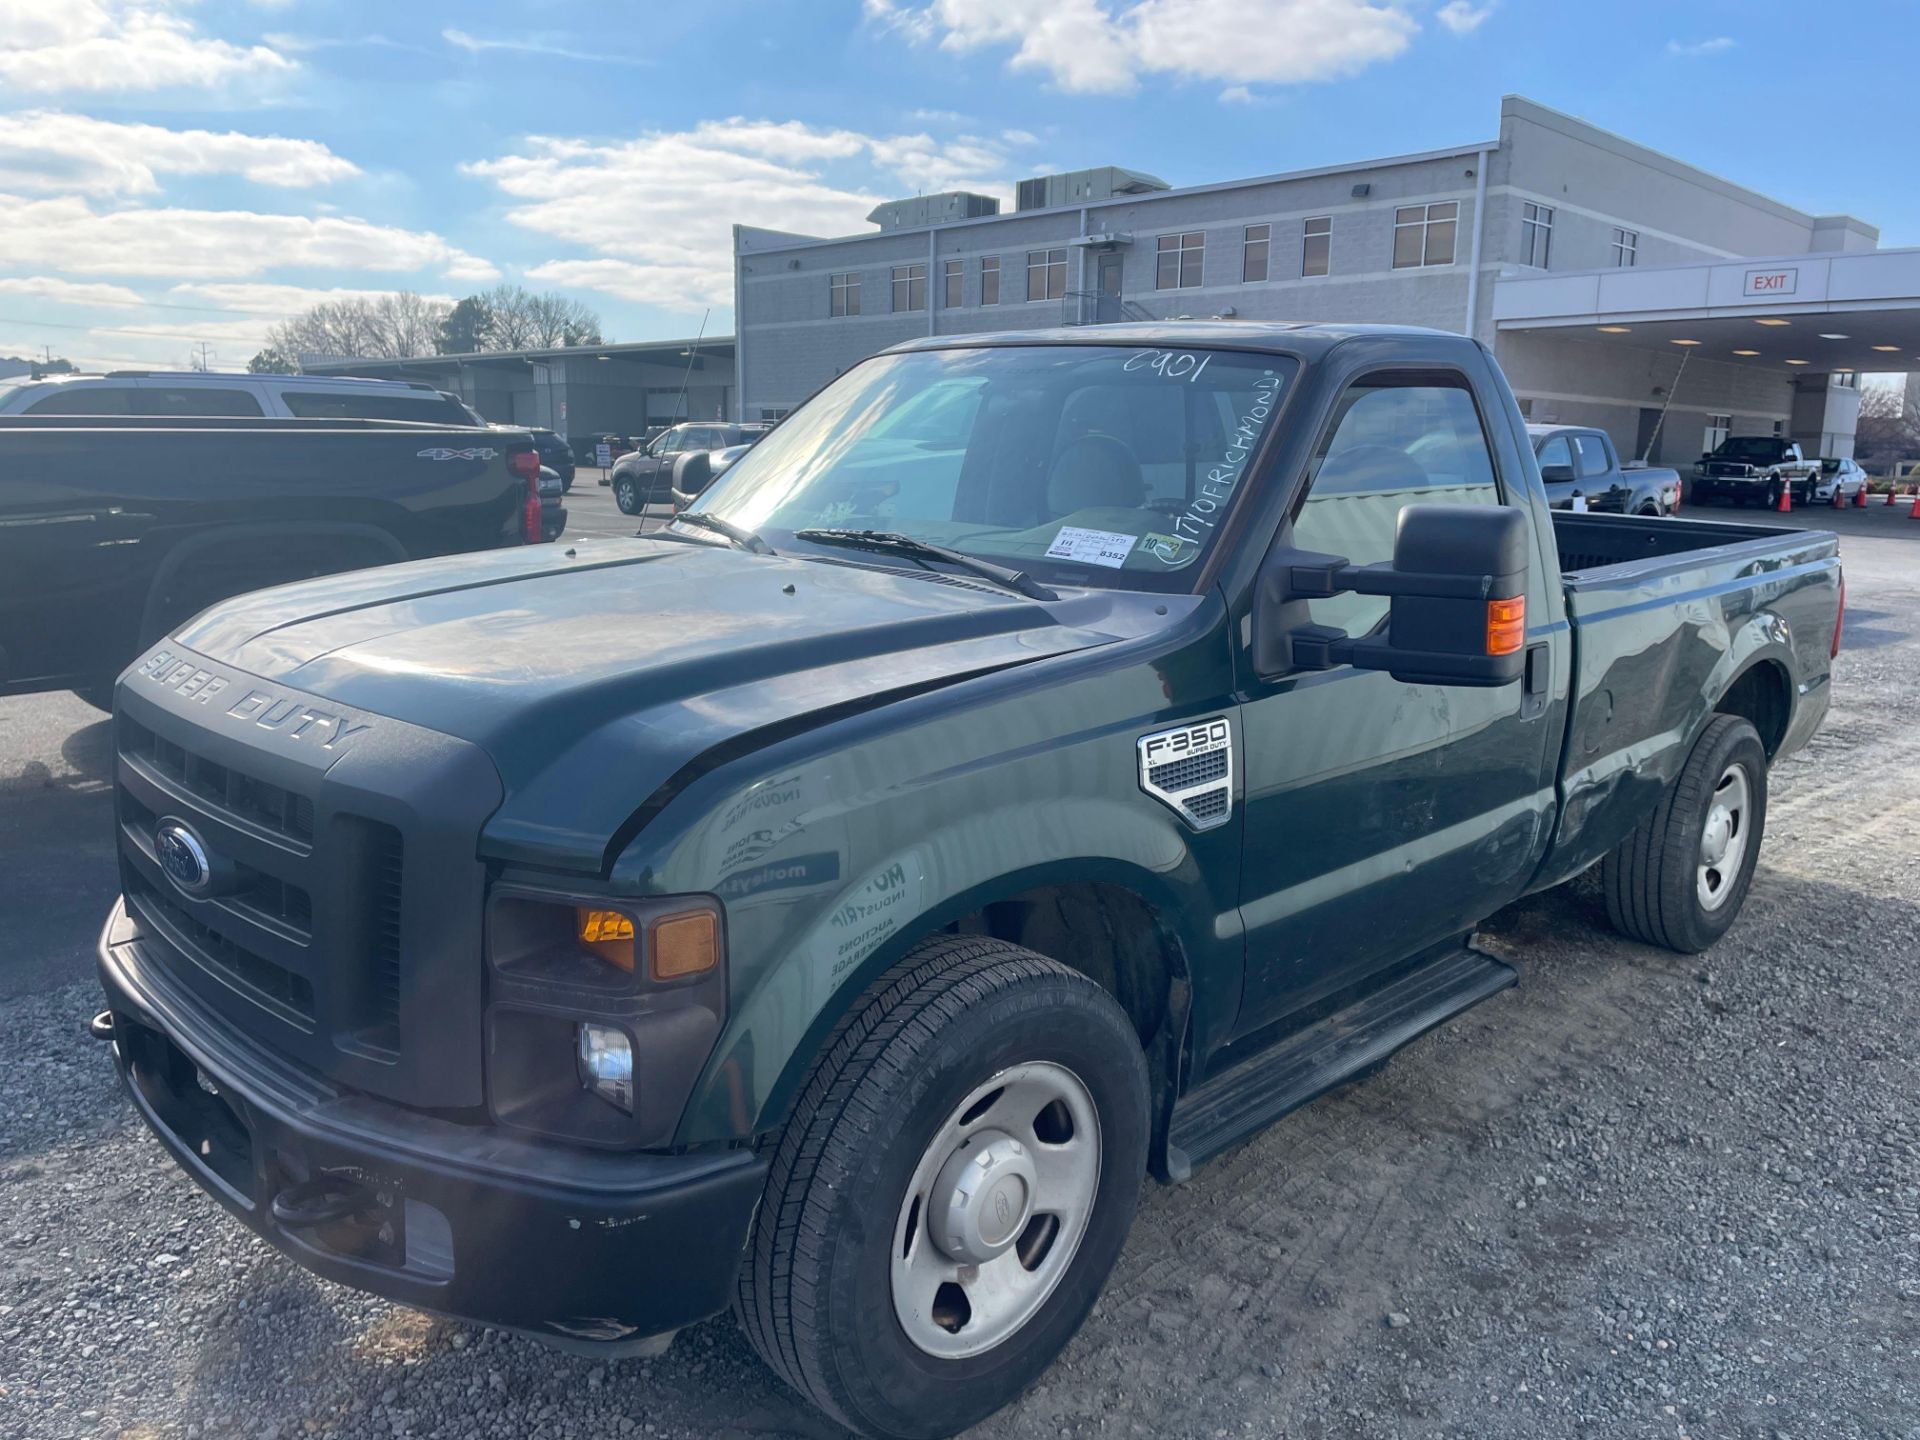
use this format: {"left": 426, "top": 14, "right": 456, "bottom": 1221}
{"left": 1124, "top": 349, "right": 1213, "bottom": 383}
{"left": 1046, "top": 526, "right": 1137, "bottom": 568}
{"left": 1142, "top": 531, "right": 1198, "bottom": 564}
{"left": 1170, "top": 370, "right": 1284, "bottom": 547}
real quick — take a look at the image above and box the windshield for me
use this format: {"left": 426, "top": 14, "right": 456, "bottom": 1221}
{"left": 694, "top": 344, "right": 1295, "bottom": 590}
{"left": 1712, "top": 437, "right": 1785, "bottom": 460}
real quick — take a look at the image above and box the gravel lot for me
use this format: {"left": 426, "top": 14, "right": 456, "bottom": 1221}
{"left": 2, "top": 507, "right": 1916, "bottom": 1440}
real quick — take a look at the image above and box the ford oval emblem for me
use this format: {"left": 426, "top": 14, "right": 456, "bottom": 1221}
{"left": 155, "top": 820, "right": 213, "bottom": 896}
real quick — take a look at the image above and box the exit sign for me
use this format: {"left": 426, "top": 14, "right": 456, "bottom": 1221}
{"left": 1743, "top": 267, "right": 1798, "bottom": 297}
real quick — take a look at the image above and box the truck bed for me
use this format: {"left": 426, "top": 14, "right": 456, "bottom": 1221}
{"left": 1535, "top": 510, "right": 1841, "bottom": 893}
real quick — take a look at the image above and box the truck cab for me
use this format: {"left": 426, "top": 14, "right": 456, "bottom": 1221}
{"left": 95, "top": 324, "right": 1839, "bottom": 1440}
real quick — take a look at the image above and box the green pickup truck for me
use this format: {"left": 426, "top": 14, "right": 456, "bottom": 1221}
{"left": 95, "top": 324, "right": 1841, "bottom": 1438}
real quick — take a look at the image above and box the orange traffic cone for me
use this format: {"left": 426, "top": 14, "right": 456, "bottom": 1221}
{"left": 1853, "top": 483, "right": 1866, "bottom": 507}
{"left": 1831, "top": 483, "right": 1845, "bottom": 509}
{"left": 1888, "top": 486, "right": 1898, "bottom": 505}
{"left": 1775, "top": 483, "right": 1793, "bottom": 513}
{"left": 1909, "top": 489, "right": 1920, "bottom": 520}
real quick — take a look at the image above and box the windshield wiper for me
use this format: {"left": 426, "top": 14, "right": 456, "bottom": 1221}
{"left": 793, "top": 529, "right": 1055, "bottom": 600}
{"left": 664, "top": 510, "right": 775, "bottom": 555}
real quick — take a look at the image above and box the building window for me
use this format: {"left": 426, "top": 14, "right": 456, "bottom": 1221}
{"left": 981, "top": 256, "right": 1000, "bottom": 305}
{"left": 1156, "top": 231, "right": 1205, "bottom": 289}
{"left": 1521, "top": 202, "right": 1554, "bottom": 268}
{"left": 1392, "top": 201, "right": 1458, "bottom": 269}
{"left": 891, "top": 263, "right": 927, "bottom": 312}
{"left": 1832, "top": 370, "right": 1857, "bottom": 389}
{"left": 1243, "top": 224, "right": 1271, "bottom": 283}
{"left": 943, "top": 258, "right": 963, "bottom": 308}
{"left": 760, "top": 408, "right": 790, "bottom": 422}
{"left": 1302, "top": 216, "right": 1331, "bottom": 277}
{"left": 829, "top": 272, "right": 860, "bottom": 317}
{"left": 1026, "top": 248, "right": 1067, "bottom": 301}
{"left": 1705, "top": 413, "right": 1732, "bottom": 451}
{"left": 1611, "top": 227, "right": 1638, "bottom": 267}
{"left": 1772, "top": 419, "right": 1785, "bottom": 437}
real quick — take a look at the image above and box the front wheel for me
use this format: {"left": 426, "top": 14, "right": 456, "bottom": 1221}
{"left": 1603, "top": 713, "right": 1768, "bottom": 952}
{"left": 737, "top": 937, "right": 1149, "bottom": 1439}
{"left": 613, "top": 474, "right": 639, "bottom": 514}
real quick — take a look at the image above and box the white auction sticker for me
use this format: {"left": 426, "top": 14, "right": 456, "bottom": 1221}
{"left": 1045, "top": 526, "right": 1136, "bottom": 569}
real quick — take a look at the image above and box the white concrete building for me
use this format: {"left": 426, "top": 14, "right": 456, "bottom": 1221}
{"left": 735, "top": 96, "right": 1920, "bottom": 465}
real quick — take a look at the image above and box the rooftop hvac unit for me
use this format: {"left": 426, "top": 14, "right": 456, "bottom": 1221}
{"left": 866, "top": 191, "right": 1002, "bottom": 230}
{"left": 1014, "top": 167, "right": 1172, "bottom": 212}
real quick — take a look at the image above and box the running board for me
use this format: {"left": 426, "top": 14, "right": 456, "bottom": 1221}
{"left": 1166, "top": 943, "right": 1516, "bottom": 1177}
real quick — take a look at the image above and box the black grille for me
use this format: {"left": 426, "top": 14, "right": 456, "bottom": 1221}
{"left": 1149, "top": 750, "right": 1228, "bottom": 793}
{"left": 126, "top": 871, "right": 316, "bottom": 1026}
{"left": 362, "top": 825, "right": 405, "bottom": 1055}
{"left": 119, "top": 789, "right": 314, "bottom": 938}
{"left": 120, "top": 715, "right": 314, "bottom": 842}
{"left": 1184, "top": 787, "right": 1229, "bottom": 822}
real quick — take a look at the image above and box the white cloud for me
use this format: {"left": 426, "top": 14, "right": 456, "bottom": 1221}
{"left": 465, "top": 120, "right": 1027, "bottom": 311}
{"left": 0, "top": 111, "right": 359, "bottom": 197}
{"left": 164, "top": 282, "right": 458, "bottom": 314}
{"left": 866, "top": 0, "right": 1415, "bottom": 94}
{"left": 442, "top": 27, "right": 622, "bottom": 64}
{"left": 0, "top": 276, "right": 146, "bottom": 307}
{"left": 0, "top": 192, "right": 498, "bottom": 282}
{"left": 1435, "top": 1, "right": 1492, "bottom": 34}
{"left": 0, "top": 0, "right": 296, "bottom": 95}
{"left": 1667, "top": 36, "right": 1735, "bottom": 56}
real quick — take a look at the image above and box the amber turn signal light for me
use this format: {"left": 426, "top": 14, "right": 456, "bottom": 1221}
{"left": 1485, "top": 596, "right": 1526, "bottom": 656}
{"left": 576, "top": 908, "right": 637, "bottom": 970}
{"left": 651, "top": 910, "right": 719, "bottom": 981}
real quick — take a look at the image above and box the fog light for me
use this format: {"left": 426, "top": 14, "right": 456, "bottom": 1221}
{"left": 576, "top": 1023, "right": 634, "bottom": 1113}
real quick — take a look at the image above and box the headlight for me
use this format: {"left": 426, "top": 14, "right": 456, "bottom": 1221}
{"left": 576, "top": 1022, "right": 635, "bottom": 1113}
{"left": 484, "top": 887, "right": 728, "bottom": 1147}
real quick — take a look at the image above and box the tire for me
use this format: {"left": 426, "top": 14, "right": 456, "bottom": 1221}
{"left": 613, "top": 474, "right": 639, "bottom": 515}
{"left": 1602, "top": 714, "right": 1768, "bottom": 953}
{"left": 73, "top": 683, "right": 116, "bottom": 713}
{"left": 1764, "top": 481, "right": 1782, "bottom": 510}
{"left": 736, "top": 936, "right": 1150, "bottom": 1440}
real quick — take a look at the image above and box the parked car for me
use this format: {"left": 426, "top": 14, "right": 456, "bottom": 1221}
{"left": 1527, "top": 424, "right": 1682, "bottom": 515}
{"left": 605, "top": 421, "right": 771, "bottom": 513}
{"left": 93, "top": 323, "right": 1839, "bottom": 1440}
{"left": 0, "top": 414, "right": 546, "bottom": 705}
{"left": 537, "top": 465, "right": 569, "bottom": 542}
{"left": 1689, "top": 436, "right": 1821, "bottom": 507}
{"left": 1812, "top": 455, "right": 1868, "bottom": 504}
{"left": 0, "top": 370, "right": 480, "bottom": 426}
{"left": 492, "top": 425, "right": 575, "bottom": 491}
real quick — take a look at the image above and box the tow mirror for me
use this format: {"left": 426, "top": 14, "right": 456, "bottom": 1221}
{"left": 1539, "top": 462, "right": 1577, "bottom": 484}
{"left": 1255, "top": 504, "right": 1530, "bottom": 687}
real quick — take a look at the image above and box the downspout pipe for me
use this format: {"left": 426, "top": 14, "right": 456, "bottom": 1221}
{"left": 928, "top": 227, "right": 936, "bottom": 338}
{"left": 1464, "top": 146, "right": 1490, "bottom": 342}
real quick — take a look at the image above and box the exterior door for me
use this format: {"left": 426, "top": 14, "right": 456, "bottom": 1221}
{"left": 1096, "top": 252, "right": 1123, "bottom": 323}
{"left": 1233, "top": 363, "right": 1560, "bottom": 1033}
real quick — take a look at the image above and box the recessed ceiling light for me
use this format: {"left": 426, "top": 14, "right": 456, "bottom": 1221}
{"left": 1818, "top": 333, "right": 1849, "bottom": 340}
{"left": 1596, "top": 325, "right": 1631, "bottom": 333}
{"left": 1732, "top": 349, "right": 1761, "bottom": 356}
{"left": 1671, "top": 339, "right": 1702, "bottom": 346}
{"left": 1755, "top": 318, "right": 1792, "bottom": 327}
{"left": 1873, "top": 344, "right": 1901, "bottom": 352}
{"left": 1784, "top": 359, "right": 1810, "bottom": 366}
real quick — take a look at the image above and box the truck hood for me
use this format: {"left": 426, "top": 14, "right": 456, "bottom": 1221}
{"left": 175, "top": 537, "right": 1148, "bottom": 871}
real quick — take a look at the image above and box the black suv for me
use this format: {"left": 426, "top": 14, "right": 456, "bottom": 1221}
{"left": 606, "top": 422, "right": 770, "bottom": 513}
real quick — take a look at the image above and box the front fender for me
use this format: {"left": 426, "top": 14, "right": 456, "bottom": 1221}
{"left": 609, "top": 612, "right": 1244, "bottom": 1147}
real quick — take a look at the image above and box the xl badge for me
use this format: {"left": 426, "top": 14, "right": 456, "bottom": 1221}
{"left": 1137, "top": 717, "right": 1233, "bottom": 831}
{"left": 155, "top": 819, "right": 214, "bottom": 896}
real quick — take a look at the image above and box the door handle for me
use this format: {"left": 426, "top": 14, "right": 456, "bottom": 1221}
{"left": 1521, "top": 642, "right": 1550, "bottom": 719}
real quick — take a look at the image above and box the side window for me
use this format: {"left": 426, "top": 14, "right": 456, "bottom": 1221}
{"left": 1292, "top": 376, "right": 1501, "bottom": 635}
{"left": 135, "top": 387, "right": 265, "bottom": 417}
{"left": 282, "top": 390, "right": 460, "bottom": 422}
{"left": 1573, "top": 433, "right": 1611, "bottom": 478}
{"left": 655, "top": 427, "right": 688, "bottom": 456}
{"left": 1536, "top": 435, "right": 1573, "bottom": 472}
{"left": 25, "top": 387, "right": 130, "bottom": 415}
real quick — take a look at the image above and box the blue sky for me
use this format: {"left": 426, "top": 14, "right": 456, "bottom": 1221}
{"left": 2, "top": 0, "right": 1915, "bottom": 370}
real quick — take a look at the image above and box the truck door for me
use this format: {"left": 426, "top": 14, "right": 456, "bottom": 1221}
{"left": 1233, "top": 361, "right": 1559, "bottom": 1033}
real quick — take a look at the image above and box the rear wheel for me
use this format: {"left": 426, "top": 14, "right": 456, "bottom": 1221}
{"left": 613, "top": 474, "right": 639, "bottom": 514}
{"left": 1603, "top": 714, "right": 1767, "bottom": 953}
{"left": 736, "top": 936, "right": 1149, "bottom": 1440}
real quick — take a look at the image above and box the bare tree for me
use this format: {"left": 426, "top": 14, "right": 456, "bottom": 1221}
{"left": 1855, "top": 381, "right": 1920, "bottom": 470}
{"left": 262, "top": 292, "right": 454, "bottom": 362}
{"left": 466, "top": 285, "right": 604, "bottom": 350}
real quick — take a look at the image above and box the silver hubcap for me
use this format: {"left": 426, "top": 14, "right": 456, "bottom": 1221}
{"left": 891, "top": 1062, "right": 1101, "bottom": 1359}
{"left": 1697, "top": 763, "right": 1752, "bottom": 911}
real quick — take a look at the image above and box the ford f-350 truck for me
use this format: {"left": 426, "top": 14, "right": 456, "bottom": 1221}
{"left": 94, "top": 324, "right": 1841, "bottom": 1439}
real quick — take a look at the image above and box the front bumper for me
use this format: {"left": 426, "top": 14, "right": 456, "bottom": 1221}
{"left": 98, "top": 899, "right": 766, "bottom": 1350}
